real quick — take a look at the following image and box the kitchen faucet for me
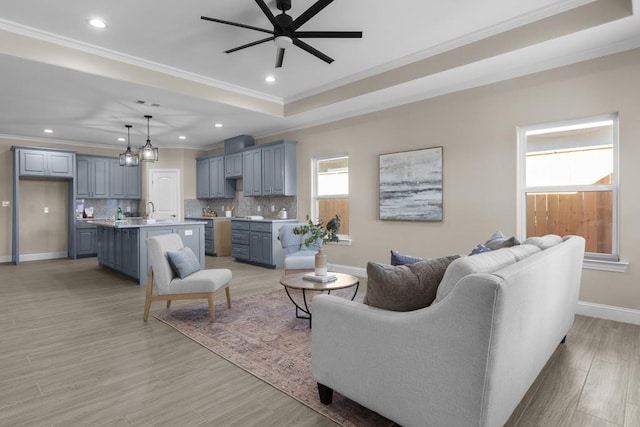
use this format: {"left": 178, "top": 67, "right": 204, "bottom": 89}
{"left": 147, "top": 201, "right": 155, "bottom": 218}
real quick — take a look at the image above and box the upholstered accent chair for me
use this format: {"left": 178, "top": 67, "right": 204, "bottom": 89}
{"left": 143, "top": 233, "right": 232, "bottom": 321}
{"left": 278, "top": 223, "right": 322, "bottom": 274}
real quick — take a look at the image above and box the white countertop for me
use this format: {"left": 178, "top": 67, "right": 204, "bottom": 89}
{"left": 230, "top": 217, "right": 299, "bottom": 223}
{"left": 89, "top": 219, "right": 206, "bottom": 228}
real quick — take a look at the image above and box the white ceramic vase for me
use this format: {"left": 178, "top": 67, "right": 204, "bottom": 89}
{"left": 315, "top": 248, "right": 328, "bottom": 276}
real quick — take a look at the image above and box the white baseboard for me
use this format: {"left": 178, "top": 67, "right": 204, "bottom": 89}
{"left": 18, "top": 252, "right": 68, "bottom": 262}
{"left": 576, "top": 301, "right": 640, "bottom": 326}
{"left": 0, "top": 255, "right": 11, "bottom": 263}
{"left": 331, "top": 263, "right": 640, "bottom": 326}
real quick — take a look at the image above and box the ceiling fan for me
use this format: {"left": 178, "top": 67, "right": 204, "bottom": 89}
{"left": 201, "top": 0, "right": 362, "bottom": 68}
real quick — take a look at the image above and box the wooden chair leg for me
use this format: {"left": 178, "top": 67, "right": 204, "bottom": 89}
{"left": 143, "top": 267, "right": 153, "bottom": 321}
{"left": 207, "top": 294, "right": 216, "bottom": 322}
{"left": 225, "top": 286, "right": 232, "bottom": 308}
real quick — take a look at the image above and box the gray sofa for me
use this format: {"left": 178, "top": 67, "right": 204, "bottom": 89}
{"left": 311, "top": 235, "right": 585, "bottom": 427}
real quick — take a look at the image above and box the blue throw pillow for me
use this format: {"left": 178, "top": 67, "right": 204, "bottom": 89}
{"left": 485, "top": 230, "right": 520, "bottom": 250}
{"left": 469, "top": 243, "right": 491, "bottom": 256}
{"left": 167, "top": 246, "right": 201, "bottom": 279}
{"left": 390, "top": 250, "right": 426, "bottom": 266}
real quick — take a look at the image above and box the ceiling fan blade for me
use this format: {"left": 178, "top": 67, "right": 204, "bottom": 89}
{"left": 275, "top": 48, "right": 285, "bottom": 68}
{"left": 225, "top": 37, "right": 274, "bottom": 54}
{"left": 254, "top": 0, "right": 281, "bottom": 30}
{"left": 291, "top": 0, "right": 334, "bottom": 30}
{"left": 292, "top": 38, "right": 334, "bottom": 64}
{"left": 294, "top": 31, "right": 362, "bottom": 38}
{"left": 201, "top": 16, "right": 273, "bottom": 35}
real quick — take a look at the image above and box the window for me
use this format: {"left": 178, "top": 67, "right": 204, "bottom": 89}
{"left": 313, "top": 155, "right": 349, "bottom": 240}
{"left": 518, "top": 114, "right": 618, "bottom": 262}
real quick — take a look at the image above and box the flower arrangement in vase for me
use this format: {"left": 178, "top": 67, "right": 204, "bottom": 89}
{"left": 293, "top": 215, "right": 341, "bottom": 276}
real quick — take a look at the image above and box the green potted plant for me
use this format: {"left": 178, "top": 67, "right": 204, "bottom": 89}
{"left": 293, "top": 215, "right": 341, "bottom": 276}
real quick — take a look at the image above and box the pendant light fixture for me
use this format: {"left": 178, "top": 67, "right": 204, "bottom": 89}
{"left": 139, "top": 115, "right": 159, "bottom": 162}
{"left": 119, "top": 124, "right": 140, "bottom": 167}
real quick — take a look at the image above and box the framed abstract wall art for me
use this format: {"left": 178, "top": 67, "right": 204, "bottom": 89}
{"left": 379, "top": 146, "right": 443, "bottom": 221}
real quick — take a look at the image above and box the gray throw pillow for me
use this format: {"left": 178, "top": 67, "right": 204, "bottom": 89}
{"left": 166, "top": 246, "right": 201, "bottom": 279}
{"left": 364, "top": 255, "right": 459, "bottom": 312}
{"left": 485, "top": 231, "right": 520, "bottom": 250}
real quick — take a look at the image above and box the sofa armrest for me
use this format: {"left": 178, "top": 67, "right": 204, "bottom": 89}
{"left": 311, "top": 275, "right": 502, "bottom": 427}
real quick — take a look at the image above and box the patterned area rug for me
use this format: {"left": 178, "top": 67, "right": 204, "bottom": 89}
{"left": 154, "top": 288, "right": 394, "bottom": 427}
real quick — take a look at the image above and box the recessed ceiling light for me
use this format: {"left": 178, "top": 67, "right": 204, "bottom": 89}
{"left": 214, "top": 123, "right": 223, "bottom": 128}
{"left": 89, "top": 18, "right": 107, "bottom": 29}
{"left": 265, "top": 75, "right": 276, "bottom": 83}
{"left": 44, "top": 129, "right": 53, "bottom": 134}
{"left": 117, "top": 137, "right": 125, "bottom": 142}
{"left": 179, "top": 136, "right": 187, "bottom": 140}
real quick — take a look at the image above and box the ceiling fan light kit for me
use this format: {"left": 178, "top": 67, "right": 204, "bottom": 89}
{"left": 201, "top": 0, "right": 362, "bottom": 68}
{"left": 119, "top": 124, "right": 140, "bottom": 167}
{"left": 139, "top": 115, "right": 159, "bottom": 162}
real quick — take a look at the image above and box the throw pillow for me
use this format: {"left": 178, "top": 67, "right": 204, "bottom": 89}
{"left": 485, "top": 230, "right": 520, "bottom": 250}
{"left": 469, "top": 243, "right": 491, "bottom": 256}
{"left": 166, "top": 246, "right": 201, "bottom": 279}
{"left": 390, "top": 250, "right": 426, "bottom": 266}
{"left": 364, "top": 255, "right": 459, "bottom": 311}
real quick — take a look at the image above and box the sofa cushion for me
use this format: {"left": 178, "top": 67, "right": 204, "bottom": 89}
{"left": 167, "top": 246, "right": 201, "bottom": 279}
{"left": 435, "top": 249, "right": 520, "bottom": 303}
{"left": 364, "top": 256, "right": 459, "bottom": 311}
{"left": 522, "top": 234, "right": 563, "bottom": 250}
{"left": 485, "top": 231, "right": 520, "bottom": 250}
{"left": 390, "top": 250, "right": 427, "bottom": 266}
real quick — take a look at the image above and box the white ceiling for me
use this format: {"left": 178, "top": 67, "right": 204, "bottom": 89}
{"left": 0, "top": 0, "right": 639, "bottom": 151}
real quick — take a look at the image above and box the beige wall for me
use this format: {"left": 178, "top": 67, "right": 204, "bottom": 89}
{"left": 2, "top": 48, "right": 639, "bottom": 311}
{"left": 264, "top": 48, "right": 640, "bottom": 311}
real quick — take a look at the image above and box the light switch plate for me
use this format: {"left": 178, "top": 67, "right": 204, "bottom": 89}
{"left": 184, "top": 230, "right": 193, "bottom": 236}
{"left": 1, "top": 201, "right": 9, "bottom": 207}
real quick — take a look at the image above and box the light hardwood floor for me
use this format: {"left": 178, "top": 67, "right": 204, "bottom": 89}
{"left": 0, "top": 256, "right": 638, "bottom": 426}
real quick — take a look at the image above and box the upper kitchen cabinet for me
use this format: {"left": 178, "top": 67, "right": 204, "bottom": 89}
{"left": 76, "top": 155, "right": 110, "bottom": 199}
{"left": 17, "top": 148, "right": 75, "bottom": 178}
{"left": 224, "top": 152, "right": 243, "bottom": 178}
{"left": 262, "top": 140, "right": 297, "bottom": 196}
{"left": 196, "top": 155, "right": 235, "bottom": 199}
{"left": 109, "top": 159, "right": 141, "bottom": 199}
{"left": 242, "top": 148, "right": 263, "bottom": 197}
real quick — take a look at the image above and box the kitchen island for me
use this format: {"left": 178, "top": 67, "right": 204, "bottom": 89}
{"left": 93, "top": 219, "right": 205, "bottom": 286}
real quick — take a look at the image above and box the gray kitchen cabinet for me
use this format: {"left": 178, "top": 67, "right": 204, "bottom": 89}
{"left": 18, "top": 148, "right": 74, "bottom": 178}
{"left": 76, "top": 223, "right": 97, "bottom": 257}
{"left": 231, "top": 220, "right": 250, "bottom": 261}
{"left": 114, "top": 228, "right": 139, "bottom": 278}
{"left": 262, "top": 140, "right": 297, "bottom": 196}
{"left": 196, "top": 155, "right": 235, "bottom": 199}
{"left": 76, "top": 155, "right": 110, "bottom": 199}
{"left": 109, "top": 159, "right": 141, "bottom": 199}
{"left": 231, "top": 220, "right": 289, "bottom": 268}
{"left": 242, "top": 148, "right": 263, "bottom": 196}
{"left": 210, "top": 156, "right": 235, "bottom": 198}
{"left": 224, "top": 152, "right": 243, "bottom": 178}
{"left": 97, "top": 226, "right": 115, "bottom": 268}
{"left": 196, "top": 158, "right": 210, "bottom": 198}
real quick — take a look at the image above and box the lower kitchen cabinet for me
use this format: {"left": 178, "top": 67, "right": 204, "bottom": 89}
{"left": 231, "top": 219, "right": 291, "bottom": 268}
{"left": 76, "top": 223, "right": 98, "bottom": 257}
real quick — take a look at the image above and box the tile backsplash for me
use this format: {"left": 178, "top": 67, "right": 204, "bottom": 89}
{"left": 185, "top": 192, "right": 298, "bottom": 219}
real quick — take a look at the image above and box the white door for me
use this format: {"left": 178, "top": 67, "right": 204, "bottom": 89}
{"left": 148, "top": 169, "right": 180, "bottom": 220}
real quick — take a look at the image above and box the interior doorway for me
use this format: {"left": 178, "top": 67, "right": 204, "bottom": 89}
{"left": 148, "top": 169, "right": 181, "bottom": 220}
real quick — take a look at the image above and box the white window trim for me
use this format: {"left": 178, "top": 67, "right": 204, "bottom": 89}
{"left": 517, "top": 113, "right": 623, "bottom": 265}
{"left": 312, "top": 154, "right": 350, "bottom": 242}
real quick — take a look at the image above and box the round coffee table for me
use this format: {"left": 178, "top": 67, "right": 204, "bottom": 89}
{"left": 279, "top": 272, "right": 360, "bottom": 327}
